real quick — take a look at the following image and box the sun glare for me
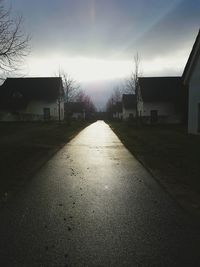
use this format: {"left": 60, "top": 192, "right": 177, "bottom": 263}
{"left": 27, "top": 51, "right": 186, "bottom": 82}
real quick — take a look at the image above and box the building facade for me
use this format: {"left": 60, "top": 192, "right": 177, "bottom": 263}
{"left": 0, "top": 77, "right": 64, "bottom": 121}
{"left": 182, "top": 30, "right": 200, "bottom": 134}
{"left": 138, "top": 77, "right": 183, "bottom": 124}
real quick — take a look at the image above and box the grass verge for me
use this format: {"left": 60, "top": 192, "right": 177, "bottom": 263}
{"left": 110, "top": 122, "right": 200, "bottom": 217}
{"left": 0, "top": 121, "right": 89, "bottom": 200}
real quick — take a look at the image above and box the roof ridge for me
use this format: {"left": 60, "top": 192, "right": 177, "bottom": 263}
{"left": 182, "top": 29, "right": 200, "bottom": 84}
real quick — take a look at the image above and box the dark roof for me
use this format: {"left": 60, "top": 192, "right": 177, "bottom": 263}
{"left": 122, "top": 94, "right": 136, "bottom": 109}
{"left": 182, "top": 30, "right": 200, "bottom": 85}
{"left": 65, "top": 102, "right": 84, "bottom": 113}
{"left": 138, "top": 77, "right": 182, "bottom": 102}
{"left": 0, "top": 77, "right": 63, "bottom": 110}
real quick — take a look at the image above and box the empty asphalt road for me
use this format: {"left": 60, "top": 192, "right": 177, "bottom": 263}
{"left": 0, "top": 121, "right": 200, "bottom": 266}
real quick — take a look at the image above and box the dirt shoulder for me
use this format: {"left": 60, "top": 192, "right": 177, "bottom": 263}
{"left": 110, "top": 122, "right": 200, "bottom": 219}
{"left": 0, "top": 121, "right": 89, "bottom": 202}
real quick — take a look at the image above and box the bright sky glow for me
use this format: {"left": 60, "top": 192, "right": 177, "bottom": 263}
{"left": 7, "top": 0, "right": 200, "bottom": 106}
{"left": 141, "top": 48, "right": 190, "bottom": 76}
{"left": 13, "top": 0, "right": 199, "bottom": 82}
{"left": 27, "top": 56, "right": 133, "bottom": 82}
{"left": 27, "top": 48, "right": 190, "bottom": 82}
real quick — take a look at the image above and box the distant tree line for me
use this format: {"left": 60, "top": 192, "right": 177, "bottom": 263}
{"left": 58, "top": 69, "right": 96, "bottom": 113}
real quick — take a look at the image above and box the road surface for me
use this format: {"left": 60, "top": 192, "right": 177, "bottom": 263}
{"left": 0, "top": 121, "right": 200, "bottom": 266}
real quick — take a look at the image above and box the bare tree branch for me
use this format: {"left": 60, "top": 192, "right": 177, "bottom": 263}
{"left": 76, "top": 90, "right": 96, "bottom": 113}
{"left": 106, "top": 86, "right": 122, "bottom": 113}
{"left": 0, "top": 2, "right": 30, "bottom": 74}
{"left": 123, "top": 53, "right": 141, "bottom": 122}
{"left": 124, "top": 53, "right": 141, "bottom": 94}
{"left": 56, "top": 69, "right": 80, "bottom": 103}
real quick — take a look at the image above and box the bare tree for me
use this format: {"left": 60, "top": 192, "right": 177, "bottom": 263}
{"left": 76, "top": 90, "right": 96, "bottom": 113}
{"left": 0, "top": 2, "right": 30, "bottom": 75}
{"left": 125, "top": 53, "right": 141, "bottom": 121}
{"left": 106, "top": 98, "right": 112, "bottom": 113}
{"left": 125, "top": 53, "right": 140, "bottom": 94}
{"left": 112, "top": 86, "right": 122, "bottom": 103}
{"left": 133, "top": 53, "right": 140, "bottom": 120}
{"left": 106, "top": 86, "right": 122, "bottom": 116}
{"left": 124, "top": 73, "right": 135, "bottom": 94}
{"left": 57, "top": 69, "right": 80, "bottom": 103}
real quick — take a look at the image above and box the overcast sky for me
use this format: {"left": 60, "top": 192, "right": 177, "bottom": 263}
{"left": 9, "top": 0, "right": 200, "bottom": 107}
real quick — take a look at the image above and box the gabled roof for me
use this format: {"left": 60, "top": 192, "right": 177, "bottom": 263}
{"left": 122, "top": 94, "right": 136, "bottom": 109}
{"left": 182, "top": 30, "right": 200, "bottom": 85}
{"left": 0, "top": 77, "right": 63, "bottom": 110}
{"left": 138, "top": 77, "right": 182, "bottom": 102}
{"left": 65, "top": 102, "right": 85, "bottom": 113}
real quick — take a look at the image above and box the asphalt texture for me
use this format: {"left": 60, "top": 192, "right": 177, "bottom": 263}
{"left": 0, "top": 120, "right": 200, "bottom": 267}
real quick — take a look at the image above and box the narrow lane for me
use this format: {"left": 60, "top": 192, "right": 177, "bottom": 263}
{"left": 0, "top": 121, "right": 200, "bottom": 266}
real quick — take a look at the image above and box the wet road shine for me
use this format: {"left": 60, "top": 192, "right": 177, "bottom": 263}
{"left": 0, "top": 121, "right": 200, "bottom": 266}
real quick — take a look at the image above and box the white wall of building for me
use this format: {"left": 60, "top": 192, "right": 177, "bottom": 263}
{"left": 138, "top": 101, "right": 181, "bottom": 123}
{"left": 142, "top": 102, "right": 174, "bottom": 116}
{"left": 0, "top": 100, "right": 64, "bottom": 121}
{"left": 27, "top": 100, "right": 64, "bottom": 121}
{"left": 122, "top": 108, "right": 136, "bottom": 120}
{"left": 188, "top": 55, "right": 200, "bottom": 134}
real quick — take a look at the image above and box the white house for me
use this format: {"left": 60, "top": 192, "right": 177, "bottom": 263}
{"left": 0, "top": 77, "right": 64, "bottom": 121}
{"left": 122, "top": 94, "right": 136, "bottom": 120}
{"left": 138, "top": 77, "right": 183, "bottom": 124}
{"left": 182, "top": 30, "right": 200, "bottom": 134}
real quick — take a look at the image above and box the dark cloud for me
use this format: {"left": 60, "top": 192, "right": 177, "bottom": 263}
{"left": 128, "top": 0, "right": 200, "bottom": 60}
{"left": 12, "top": 0, "right": 197, "bottom": 60}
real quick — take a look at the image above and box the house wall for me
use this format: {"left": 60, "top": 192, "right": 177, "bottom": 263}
{"left": 0, "top": 100, "right": 64, "bottom": 121}
{"left": 188, "top": 54, "right": 200, "bottom": 134}
{"left": 27, "top": 100, "right": 64, "bottom": 121}
{"left": 140, "top": 101, "right": 181, "bottom": 124}
{"left": 122, "top": 108, "right": 136, "bottom": 120}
